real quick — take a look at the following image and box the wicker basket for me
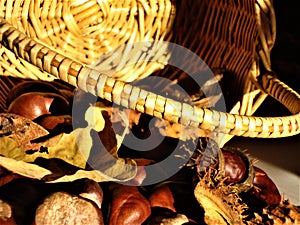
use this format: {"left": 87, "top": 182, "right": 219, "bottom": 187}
{"left": 0, "top": 0, "right": 299, "bottom": 147}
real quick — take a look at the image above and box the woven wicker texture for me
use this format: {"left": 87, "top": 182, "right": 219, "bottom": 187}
{"left": 0, "top": 0, "right": 175, "bottom": 82}
{"left": 0, "top": 0, "right": 299, "bottom": 143}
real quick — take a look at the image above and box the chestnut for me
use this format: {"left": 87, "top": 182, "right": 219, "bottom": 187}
{"left": 143, "top": 207, "right": 189, "bottom": 225}
{"left": 249, "top": 166, "right": 281, "bottom": 206}
{"left": 107, "top": 184, "right": 151, "bottom": 225}
{"left": 148, "top": 184, "right": 176, "bottom": 212}
{"left": 7, "top": 92, "right": 70, "bottom": 120}
{"left": 33, "top": 114, "right": 73, "bottom": 133}
{"left": 78, "top": 180, "right": 104, "bottom": 210}
{"left": 6, "top": 80, "right": 62, "bottom": 108}
{"left": 218, "top": 148, "right": 254, "bottom": 192}
{"left": 34, "top": 192, "right": 104, "bottom": 225}
{"left": 222, "top": 150, "right": 247, "bottom": 183}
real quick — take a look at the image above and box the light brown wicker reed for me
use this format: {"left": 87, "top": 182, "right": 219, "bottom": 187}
{"left": 0, "top": 0, "right": 299, "bottom": 147}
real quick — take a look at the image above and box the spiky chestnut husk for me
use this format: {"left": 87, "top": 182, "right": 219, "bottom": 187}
{"left": 187, "top": 137, "right": 220, "bottom": 174}
{"left": 189, "top": 141, "right": 254, "bottom": 193}
{"left": 244, "top": 200, "right": 300, "bottom": 225}
{"left": 194, "top": 167, "right": 249, "bottom": 225}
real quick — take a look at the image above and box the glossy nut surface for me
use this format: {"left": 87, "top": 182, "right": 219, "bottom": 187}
{"left": 223, "top": 150, "right": 247, "bottom": 184}
{"left": 8, "top": 92, "right": 70, "bottom": 120}
{"left": 250, "top": 166, "right": 281, "bottom": 206}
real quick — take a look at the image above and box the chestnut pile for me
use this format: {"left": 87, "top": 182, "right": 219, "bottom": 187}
{"left": 0, "top": 78, "right": 299, "bottom": 225}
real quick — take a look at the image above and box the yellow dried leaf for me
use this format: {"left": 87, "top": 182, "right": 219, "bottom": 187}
{"left": 23, "top": 128, "right": 91, "bottom": 169}
{"left": 49, "top": 128, "right": 90, "bottom": 168}
{"left": 0, "top": 104, "right": 137, "bottom": 183}
{"left": 48, "top": 157, "right": 137, "bottom": 183}
{"left": 0, "top": 137, "right": 26, "bottom": 160}
{"left": 0, "top": 156, "right": 52, "bottom": 179}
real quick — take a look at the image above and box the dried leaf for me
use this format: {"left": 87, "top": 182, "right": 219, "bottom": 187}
{"left": 0, "top": 137, "right": 25, "bottom": 160}
{"left": 0, "top": 102, "right": 137, "bottom": 183}
{"left": 0, "top": 156, "right": 52, "bottom": 179}
{"left": 48, "top": 129, "right": 90, "bottom": 168}
{"left": 47, "top": 157, "right": 136, "bottom": 183}
{"left": 20, "top": 129, "right": 89, "bottom": 169}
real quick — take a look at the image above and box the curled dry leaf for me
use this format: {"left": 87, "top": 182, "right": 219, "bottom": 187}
{"left": 34, "top": 192, "right": 104, "bottom": 225}
{"left": 0, "top": 137, "right": 25, "bottom": 160}
{"left": 45, "top": 159, "right": 136, "bottom": 183}
{"left": 0, "top": 135, "right": 136, "bottom": 183}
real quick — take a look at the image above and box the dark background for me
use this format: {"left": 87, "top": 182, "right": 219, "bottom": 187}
{"left": 226, "top": 1, "right": 300, "bottom": 175}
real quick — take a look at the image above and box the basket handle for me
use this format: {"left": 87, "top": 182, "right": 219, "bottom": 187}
{"left": 0, "top": 18, "right": 299, "bottom": 138}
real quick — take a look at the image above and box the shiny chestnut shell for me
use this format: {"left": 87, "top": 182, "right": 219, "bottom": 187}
{"left": 6, "top": 80, "right": 62, "bottom": 108}
{"left": 218, "top": 148, "right": 254, "bottom": 192}
{"left": 223, "top": 150, "right": 247, "bottom": 183}
{"left": 7, "top": 92, "right": 70, "bottom": 120}
{"left": 250, "top": 166, "right": 281, "bottom": 206}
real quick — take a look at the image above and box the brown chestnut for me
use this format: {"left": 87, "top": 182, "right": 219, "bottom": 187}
{"left": 6, "top": 80, "right": 62, "bottom": 108}
{"left": 249, "top": 166, "right": 281, "bottom": 206}
{"left": 34, "top": 192, "right": 104, "bottom": 225}
{"left": 223, "top": 150, "right": 247, "bottom": 183}
{"left": 218, "top": 148, "right": 254, "bottom": 192}
{"left": 33, "top": 114, "right": 73, "bottom": 133}
{"left": 78, "top": 180, "right": 104, "bottom": 210}
{"left": 7, "top": 92, "right": 70, "bottom": 120}
{"left": 107, "top": 184, "right": 151, "bottom": 225}
{"left": 148, "top": 184, "right": 176, "bottom": 212}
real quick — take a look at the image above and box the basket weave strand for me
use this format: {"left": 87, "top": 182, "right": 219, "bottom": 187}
{"left": 0, "top": 18, "right": 299, "bottom": 138}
